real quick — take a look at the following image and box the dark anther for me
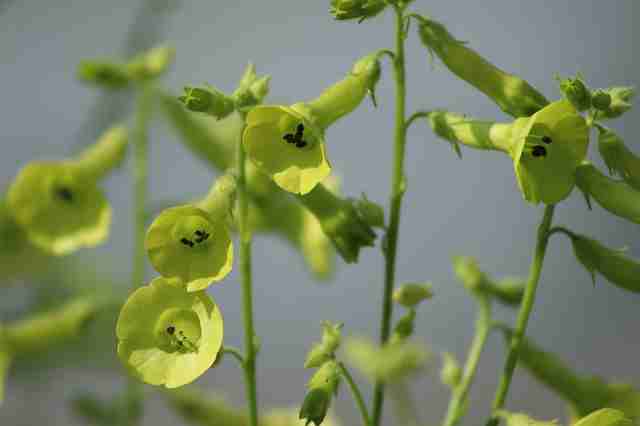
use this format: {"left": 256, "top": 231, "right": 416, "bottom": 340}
{"left": 180, "top": 238, "right": 195, "bottom": 248}
{"left": 532, "top": 145, "right": 547, "bottom": 157}
{"left": 282, "top": 123, "right": 308, "bottom": 149}
{"left": 166, "top": 326, "right": 175, "bottom": 335}
{"left": 55, "top": 187, "right": 74, "bottom": 202}
{"left": 542, "top": 136, "right": 552, "bottom": 144}
{"left": 193, "top": 230, "right": 210, "bottom": 244}
{"left": 178, "top": 341, "right": 184, "bottom": 346}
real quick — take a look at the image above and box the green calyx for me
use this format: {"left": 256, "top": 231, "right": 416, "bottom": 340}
{"left": 232, "top": 63, "right": 271, "bottom": 111}
{"left": 575, "top": 162, "right": 640, "bottom": 224}
{"left": 179, "top": 86, "right": 235, "bottom": 120}
{"left": 304, "top": 321, "right": 343, "bottom": 369}
{"left": 594, "top": 86, "right": 636, "bottom": 120}
{"left": 510, "top": 100, "right": 589, "bottom": 204}
{"left": 596, "top": 126, "right": 640, "bottom": 190}
{"left": 591, "top": 90, "right": 612, "bottom": 111}
{"left": 558, "top": 74, "right": 592, "bottom": 111}
{"left": 453, "top": 257, "right": 525, "bottom": 305}
{"left": 7, "top": 161, "right": 112, "bottom": 255}
{"left": 426, "top": 111, "right": 513, "bottom": 154}
{"left": 77, "top": 60, "right": 132, "bottom": 89}
{"left": 393, "top": 283, "right": 433, "bottom": 308}
{"left": 300, "top": 360, "right": 341, "bottom": 426}
{"left": 145, "top": 205, "right": 233, "bottom": 291}
{"left": 298, "top": 184, "right": 376, "bottom": 263}
{"left": 352, "top": 193, "right": 385, "bottom": 228}
{"left": 329, "top": 0, "right": 387, "bottom": 22}
{"left": 116, "top": 277, "right": 224, "bottom": 388}
{"left": 418, "top": 16, "right": 549, "bottom": 117}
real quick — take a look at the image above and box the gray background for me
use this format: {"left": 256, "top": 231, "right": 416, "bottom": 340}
{"left": 0, "top": 1, "right": 638, "bottom": 425}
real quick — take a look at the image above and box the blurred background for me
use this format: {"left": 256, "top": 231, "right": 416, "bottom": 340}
{"left": 0, "top": 1, "right": 638, "bottom": 425}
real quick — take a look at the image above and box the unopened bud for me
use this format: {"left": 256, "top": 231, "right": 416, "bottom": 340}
{"left": 393, "top": 283, "right": 433, "bottom": 307}
{"left": 559, "top": 74, "right": 591, "bottom": 111}
{"left": 179, "top": 86, "right": 235, "bottom": 120}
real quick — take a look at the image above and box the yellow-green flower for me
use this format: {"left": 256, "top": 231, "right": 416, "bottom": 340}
{"left": 509, "top": 100, "right": 589, "bottom": 204}
{"left": 7, "top": 161, "right": 111, "bottom": 255}
{"left": 243, "top": 54, "right": 380, "bottom": 195}
{"left": 145, "top": 205, "right": 233, "bottom": 292}
{"left": 116, "top": 277, "right": 224, "bottom": 388}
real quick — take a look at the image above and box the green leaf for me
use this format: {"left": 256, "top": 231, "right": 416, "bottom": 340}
{"left": 495, "top": 410, "right": 558, "bottom": 426}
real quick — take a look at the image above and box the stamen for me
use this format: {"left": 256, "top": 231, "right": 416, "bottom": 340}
{"left": 180, "top": 238, "right": 195, "bottom": 248}
{"left": 166, "top": 326, "right": 175, "bottom": 335}
{"left": 282, "top": 123, "right": 308, "bottom": 149}
{"left": 532, "top": 145, "right": 547, "bottom": 157}
{"left": 55, "top": 187, "right": 73, "bottom": 202}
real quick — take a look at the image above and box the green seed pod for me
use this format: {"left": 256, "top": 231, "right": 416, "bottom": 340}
{"left": 494, "top": 410, "right": 558, "bottom": 426}
{"left": 116, "top": 277, "right": 224, "bottom": 388}
{"left": 426, "top": 111, "right": 514, "bottom": 153}
{"left": 564, "top": 230, "right": 640, "bottom": 293}
{"left": 7, "top": 161, "right": 112, "bottom": 255}
{"left": 145, "top": 204, "right": 233, "bottom": 292}
{"left": 344, "top": 337, "right": 430, "bottom": 383}
{"left": 329, "top": 0, "right": 387, "bottom": 22}
{"left": 573, "top": 409, "right": 632, "bottom": 426}
{"left": 77, "top": 60, "right": 131, "bottom": 89}
{"left": 558, "top": 74, "right": 592, "bottom": 112}
{"left": 297, "top": 184, "right": 376, "bottom": 263}
{"left": 594, "top": 86, "right": 636, "bottom": 120}
{"left": 353, "top": 193, "right": 385, "bottom": 228}
{"left": 597, "top": 127, "right": 640, "bottom": 191}
{"left": 243, "top": 53, "right": 380, "bottom": 195}
{"left": 575, "top": 162, "right": 640, "bottom": 224}
{"left": 393, "top": 283, "right": 433, "bottom": 308}
{"left": 179, "top": 86, "right": 235, "bottom": 120}
{"left": 126, "top": 45, "right": 175, "bottom": 81}
{"left": 440, "top": 352, "right": 462, "bottom": 389}
{"left": 3, "top": 298, "right": 97, "bottom": 356}
{"left": 73, "top": 125, "right": 129, "bottom": 182}
{"left": 591, "top": 89, "right": 612, "bottom": 111}
{"left": 418, "top": 17, "right": 549, "bottom": 117}
{"left": 164, "top": 387, "right": 248, "bottom": 426}
{"left": 299, "top": 387, "right": 331, "bottom": 426}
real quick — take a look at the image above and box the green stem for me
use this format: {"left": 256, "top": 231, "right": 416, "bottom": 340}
{"left": 238, "top": 118, "right": 258, "bottom": 426}
{"left": 338, "top": 362, "right": 371, "bottom": 426}
{"left": 442, "top": 294, "right": 492, "bottom": 426}
{"left": 372, "top": 5, "right": 408, "bottom": 426}
{"left": 128, "top": 83, "right": 153, "bottom": 425}
{"left": 485, "top": 204, "right": 556, "bottom": 426}
{"left": 222, "top": 346, "right": 246, "bottom": 367}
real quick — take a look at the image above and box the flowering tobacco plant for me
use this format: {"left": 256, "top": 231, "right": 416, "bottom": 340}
{"left": 1, "top": 3, "right": 638, "bottom": 426}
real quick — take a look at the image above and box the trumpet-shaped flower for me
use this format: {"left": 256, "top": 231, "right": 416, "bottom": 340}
{"left": 116, "top": 277, "right": 224, "bottom": 388}
{"left": 7, "top": 162, "right": 111, "bottom": 255}
{"left": 243, "top": 54, "right": 380, "bottom": 195}
{"left": 510, "top": 100, "right": 589, "bottom": 204}
{"left": 145, "top": 205, "right": 233, "bottom": 292}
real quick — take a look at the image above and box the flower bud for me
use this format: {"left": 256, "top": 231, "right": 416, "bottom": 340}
{"left": 116, "top": 277, "right": 224, "bottom": 388}
{"left": 329, "top": 0, "right": 387, "bottom": 22}
{"left": 353, "top": 193, "right": 385, "bottom": 228}
{"left": 391, "top": 309, "right": 416, "bottom": 343}
{"left": 558, "top": 74, "right": 592, "bottom": 111}
{"left": 126, "top": 45, "right": 175, "bottom": 81}
{"left": 299, "top": 388, "right": 331, "bottom": 426}
{"left": 232, "top": 63, "right": 271, "bottom": 111}
{"left": 575, "top": 162, "right": 640, "bottom": 224}
{"left": 77, "top": 60, "right": 131, "bottom": 89}
{"left": 573, "top": 409, "right": 632, "bottom": 426}
{"left": 393, "top": 283, "right": 433, "bottom": 307}
{"left": 345, "top": 337, "right": 430, "bottom": 383}
{"left": 426, "top": 111, "right": 514, "bottom": 153}
{"left": 597, "top": 127, "right": 640, "bottom": 191}
{"left": 304, "top": 321, "right": 342, "bottom": 368}
{"left": 73, "top": 125, "right": 129, "bottom": 182}
{"left": 591, "top": 89, "right": 612, "bottom": 111}
{"left": 3, "top": 298, "right": 97, "bottom": 356}
{"left": 418, "top": 17, "right": 549, "bottom": 117}
{"left": 453, "top": 256, "right": 486, "bottom": 292}
{"left": 440, "top": 352, "right": 461, "bottom": 389}
{"left": 563, "top": 230, "right": 640, "bottom": 293}
{"left": 298, "top": 184, "right": 376, "bottom": 263}
{"left": 484, "top": 277, "right": 525, "bottom": 306}
{"left": 179, "top": 86, "right": 235, "bottom": 120}
{"left": 594, "top": 86, "right": 636, "bottom": 120}
{"left": 494, "top": 410, "right": 558, "bottom": 426}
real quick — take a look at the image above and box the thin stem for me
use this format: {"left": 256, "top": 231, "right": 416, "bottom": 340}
{"left": 485, "top": 204, "right": 556, "bottom": 426}
{"left": 128, "top": 83, "right": 153, "bottom": 425}
{"left": 238, "top": 119, "right": 258, "bottom": 426}
{"left": 441, "top": 294, "right": 492, "bottom": 426}
{"left": 222, "top": 346, "right": 246, "bottom": 367}
{"left": 372, "top": 5, "right": 408, "bottom": 426}
{"left": 405, "top": 110, "right": 432, "bottom": 132}
{"left": 338, "top": 362, "right": 371, "bottom": 426}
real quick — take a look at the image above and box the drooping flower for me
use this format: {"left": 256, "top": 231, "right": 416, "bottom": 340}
{"left": 116, "top": 277, "right": 224, "bottom": 388}
{"left": 145, "top": 176, "right": 235, "bottom": 292}
{"left": 243, "top": 53, "right": 381, "bottom": 195}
